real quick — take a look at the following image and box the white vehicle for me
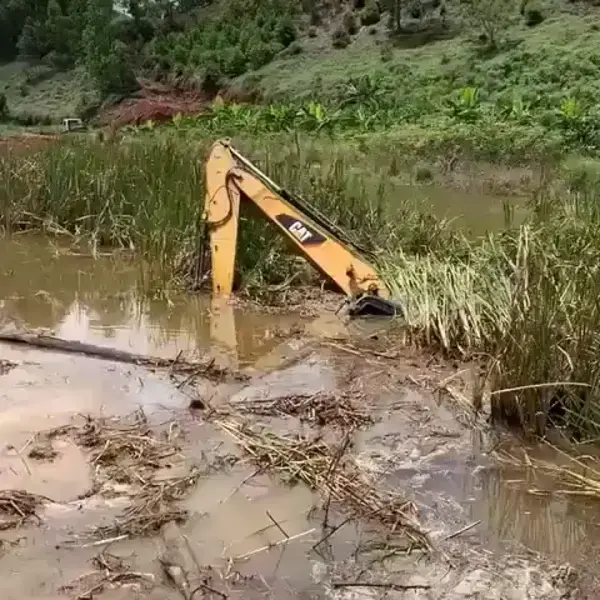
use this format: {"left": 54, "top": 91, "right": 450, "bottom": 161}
{"left": 61, "top": 117, "right": 84, "bottom": 132}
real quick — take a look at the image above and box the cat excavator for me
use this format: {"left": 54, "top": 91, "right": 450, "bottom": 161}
{"left": 201, "top": 139, "right": 402, "bottom": 317}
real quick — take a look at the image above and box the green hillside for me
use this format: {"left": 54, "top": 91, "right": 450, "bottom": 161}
{"left": 1, "top": 0, "right": 600, "bottom": 157}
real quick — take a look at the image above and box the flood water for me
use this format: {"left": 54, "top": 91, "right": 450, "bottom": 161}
{"left": 0, "top": 235, "right": 312, "bottom": 368}
{"left": 1, "top": 235, "right": 600, "bottom": 590}
{"left": 397, "top": 183, "right": 527, "bottom": 234}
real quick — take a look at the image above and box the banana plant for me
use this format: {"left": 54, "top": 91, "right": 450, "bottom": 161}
{"left": 297, "top": 101, "right": 341, "bottom": 132}
{"left": 446, "top": 87, "right": 482, "bottom": 123}
{"left": 496, "top": 93, "right": 532, "bottom": 123}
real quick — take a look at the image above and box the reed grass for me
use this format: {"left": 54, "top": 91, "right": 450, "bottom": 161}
{"left": 3, "top": 137, "right": 600, "bottom": 440}
{"left": 0, "top": 136, "right": 451, "bottom": 286}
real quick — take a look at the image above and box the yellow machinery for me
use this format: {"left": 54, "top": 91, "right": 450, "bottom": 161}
{"left": 201, "top": 139, "right": 401, "bottom": 317}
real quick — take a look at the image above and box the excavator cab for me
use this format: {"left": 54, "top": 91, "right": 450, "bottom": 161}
{"left": 201, "top": 139, "right": 403, "bottom": 318}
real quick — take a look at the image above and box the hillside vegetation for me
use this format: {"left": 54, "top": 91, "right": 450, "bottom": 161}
{"left": 0, "top": 0, "right": 599, "bottom": 158}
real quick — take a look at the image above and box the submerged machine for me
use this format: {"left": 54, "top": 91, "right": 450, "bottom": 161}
{"left": 201, "top": 139, "right": 402, "bottom": 317}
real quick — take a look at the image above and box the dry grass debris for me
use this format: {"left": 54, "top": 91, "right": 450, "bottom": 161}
{"left": 216, "top": 416, "right": 430, "bottom": 550}
{"left": 74, "top": 409, "right": 184, "bottom": 487}
{"left": 0, "top": 490, "right": 47, "bottom": 530}
{"left": 60, "top": 550, "right": 155, "bottom": 599}
{"left": 45, "top": 409, "right": 201, "bottom": 540}
{"left": 93, "top": 468, "right": 200, "bottom": 539}
{"left": 230, "top": 391, "right": 373, "bottom": 429}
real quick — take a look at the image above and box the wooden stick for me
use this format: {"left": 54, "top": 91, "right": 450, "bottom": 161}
{"left": 232, "top": 528, "right": 315, "bottom": 561}
{"left": 0, "top": 330, "right": 212, "bottom": 372}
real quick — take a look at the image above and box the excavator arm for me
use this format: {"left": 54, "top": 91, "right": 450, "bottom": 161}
{"left": 202, "top": 139, "right": 400, "bottom": 317}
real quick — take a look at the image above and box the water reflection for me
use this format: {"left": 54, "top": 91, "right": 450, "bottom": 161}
{"left": 475, "top": 465, "right": 600, "bottom": 565}
{"left": 0, "top": 236, "right": 305, "bottom": 366}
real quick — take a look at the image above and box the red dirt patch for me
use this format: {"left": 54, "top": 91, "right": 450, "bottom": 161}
{"left": 98, "top": 79, "right": 210, "bottom": 129}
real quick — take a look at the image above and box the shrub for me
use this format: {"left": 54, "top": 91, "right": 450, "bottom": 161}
{"left": 524, "top": 7, "right": 544, "bottom": 26}
{"left": 202, "top": 63, "right": 223, "bottom": 95}
{"left": 247, "top": 41, "right": 279, "bottom": 70}
{"left": 276, "top": 18, "right": 297, "bottom": 47}
{"left": 332, "top": 27, "right": 352, "bottom": 48}
{"left": 308, "top": 26, "right": 318, "bottom": 37}
{"left": 361, "top": 0, "right": 381, "bottom": 26}
{"left": 415, "top": 164, "right": 433, "bottom": 182}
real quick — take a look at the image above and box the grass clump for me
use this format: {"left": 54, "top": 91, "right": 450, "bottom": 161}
{"left": 488, "top": 187, "right": 600, "bottom": 439}
{"left": 0, "top": 137, "right": 203, "bottom": 280}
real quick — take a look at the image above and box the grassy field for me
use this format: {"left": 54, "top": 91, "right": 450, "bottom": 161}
{"left": 250, "top": 13, "right": 600, "bottom": 105}
{"left": 2, "top": 135, "right": 600, "bottom": 441}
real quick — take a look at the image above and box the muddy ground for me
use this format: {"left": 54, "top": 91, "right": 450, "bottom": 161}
{"left": 0, "top": 310, "right": 597, "bottom": 600}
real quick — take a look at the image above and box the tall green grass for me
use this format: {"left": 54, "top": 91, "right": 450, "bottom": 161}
{"left": 0, "top": 138, "right": 203, "bottom": 279}
{"left": 3, "top": 137, "right": 600, "bottom": 440}
{"left": 0, "top": 136, "right": 449, "bottom": 287}
{"left": 488, "top": 179, "right": 600, "bottom": 439}
{"left": 379, "top": 168, "right": 600, "bottom": 441}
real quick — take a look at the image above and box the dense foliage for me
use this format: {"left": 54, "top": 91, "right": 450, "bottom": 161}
{"left": 0, "top": 0, "right": 299, "bottom": 94}
{"left": 0, "top": 0, "right": 540, "bottom": 98}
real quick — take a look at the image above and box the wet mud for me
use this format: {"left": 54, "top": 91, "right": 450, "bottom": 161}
{"left": 0, "top": 237, "right": 598, "bottom": 599}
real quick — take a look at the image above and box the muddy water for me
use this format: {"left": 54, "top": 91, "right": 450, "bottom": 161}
{"left": 0, "top": 236, "right": 599, "bottom": 597}
{"left": 397, "top": 183, "right": 527, "bottom": 234}
{"left": 0, "top": 235, "right": 310, "bottom": 365}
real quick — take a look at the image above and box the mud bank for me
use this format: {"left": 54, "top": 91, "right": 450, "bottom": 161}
{"left": 0, "top": 327, "right": 596, "bottom": 599}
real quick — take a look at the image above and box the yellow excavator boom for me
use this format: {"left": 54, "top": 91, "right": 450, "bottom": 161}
{"left": 202, "top": 139, "right": 400, "bottom": 317}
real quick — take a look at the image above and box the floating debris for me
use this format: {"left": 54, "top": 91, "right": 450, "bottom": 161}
{"left": 216, "top": 417, "right": 430, "bottom": 550}
{"left": 60, "top": 551, "right": 155, "bottom": 599}
{"left": 0, "top": 490, "right": 47, "bottom": 530}
{"left": 230, "top": 391, "right": 373, "bottom": 429}
{"left": 74, "top": 409, "right": 184, "bottom": 487}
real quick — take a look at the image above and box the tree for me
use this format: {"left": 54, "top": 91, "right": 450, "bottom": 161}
{"left": 83, "top": 0, "right": 138, "bottom": 94}
{"left": 17, "top": 16, "right": 50, "bottom": 58}
{"left": 45, "top": 0, "right": 76, "bottom": 57}
{"left": 459, "top": 0, "right": 519, "bottom": 49}
{"left": 383, "top": 0, "right": 402, "bottom": 33}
